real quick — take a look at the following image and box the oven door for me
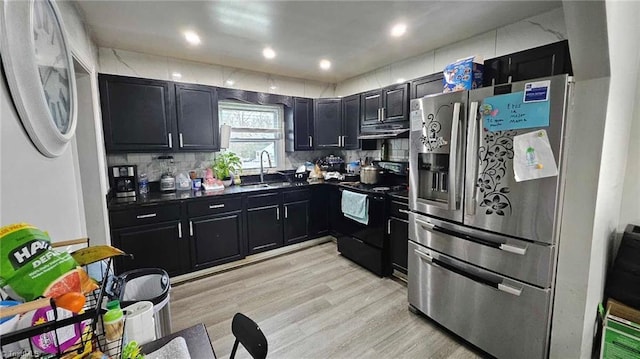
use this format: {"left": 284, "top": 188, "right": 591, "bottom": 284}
{"left": 408, "top": 241, "right": 551, "bottom": 359}
{"left": 336, "top": 189, "right": 386, "bottom": 248}
{"left": 409, "top": 91, "right": 467, "bottom": 223}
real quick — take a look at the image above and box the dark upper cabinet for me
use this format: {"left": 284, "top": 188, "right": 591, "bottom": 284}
{"left": 382, "top": 83, "right": 409, "bottom": 123}
{"left": 361, "top": 90, "right": 383, "bottom": 126}
{"left": 112, "top": 220, "right": 187, "bottom": 276}
{"left": 175, "top": 84, "right": 219, "bottom": 151}
{"left": 190, "top": 211, "right": 244, "bottom": 270}
{"left": 360, "top": 83, "right": 409, "bottom": 127}
{"left": 99, "top": 74, "right": 175, "bottom": 152}
{"left": 341, "top": 94, "right": 360, "bottom": 149}
{"left": 290, "top": 97, "right": 314, "bottom": 151}
{"left": 483, "top": 40, "right": 572, "bottom": 86}
{"left": 410, "top": 73, "right": 444, "bottom": 99}
{"left": 314, "top": 98, "right": 342, "bottom": 148}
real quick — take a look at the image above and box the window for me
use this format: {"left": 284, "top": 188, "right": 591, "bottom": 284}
{"left": 218, "top": 102, "right": 284, "bottom": 171}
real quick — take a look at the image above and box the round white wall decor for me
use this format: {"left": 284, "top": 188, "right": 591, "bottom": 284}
{"left": 0, "top": 0, "right": 77, "bottom": 157}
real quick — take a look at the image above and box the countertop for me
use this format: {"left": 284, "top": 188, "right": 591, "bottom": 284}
{"left": 108, "top": 181, "right": 409, "bottom": 210}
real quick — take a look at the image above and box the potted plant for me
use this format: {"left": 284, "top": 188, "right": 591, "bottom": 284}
{"left": 211, "top": 151, "right": 242, "bottom": 186}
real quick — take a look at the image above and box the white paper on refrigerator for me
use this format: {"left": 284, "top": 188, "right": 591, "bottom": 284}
{"left": 513, "top": 129, "right": 558, "bottom": 182}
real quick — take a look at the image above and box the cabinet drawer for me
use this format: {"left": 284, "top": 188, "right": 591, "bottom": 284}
{"left": 283, "top": 189, "right": 310, "bottom": 203}
{"left": 110, "top": 204, "right": 181, "bottom": 229}
{"left": 188, "top": 196, "right": 242, "bottom": 217}
{"left": 247, "top": 192, "right": 280, "bottom": 208}
{"left": 337, "top": 236, "right": 385, "bottom": 276}
{"left": 389, "top": 200, "right": 409, "bottom": 220}
{"left": 408, "top": 242, "right": 550, "bottom": 359}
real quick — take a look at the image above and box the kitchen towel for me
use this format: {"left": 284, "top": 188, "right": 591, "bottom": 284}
{"left": 341, "top": 190, "right": 369, "bottom": 225}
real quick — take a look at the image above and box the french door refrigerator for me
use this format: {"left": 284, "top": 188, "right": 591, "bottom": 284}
{"left": 408, "top": 74, "right": 571, "bottom": 359}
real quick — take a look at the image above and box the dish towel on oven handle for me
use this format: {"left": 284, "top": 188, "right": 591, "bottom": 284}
{"left": 341, "top": 190, "right": 369, "bottom": 225}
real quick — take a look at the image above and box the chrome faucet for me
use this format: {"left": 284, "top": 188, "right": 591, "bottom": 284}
{"left": 259, "top": 150, "right": 272, "bottom": 183}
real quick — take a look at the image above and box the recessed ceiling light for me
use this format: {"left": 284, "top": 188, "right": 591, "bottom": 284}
{"left": 225, "top": 79, "right": 234, "bottom": 86}
{"left": 396, "top": 78, "right": 406, "bottom": 83}
{"left": 319, "top": 59, "right": 331, "bottom": 70}
{"left": 263, "top": 47, "right": 276, "bottom": 59}
{"left": 184, "top": 31, "right": 201, "bottom": 45}
{"left": 270, "top": 85, "right": 277, "bottom": 90}
{"left": 391, "top": 23, "right": 407, "bottom": 37}
{"left": 172, "top": 72, "right": 182, "bottom": 79}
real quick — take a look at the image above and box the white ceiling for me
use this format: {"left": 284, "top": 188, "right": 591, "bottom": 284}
{"left": 75, "top": 1, "right": 562, "bottom": 83}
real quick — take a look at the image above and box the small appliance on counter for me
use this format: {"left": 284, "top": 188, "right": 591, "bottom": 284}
{"left": 157, "top": 156, "right": 176, "bottom": 193}
{"left": 109, "top": 165, "right": 138, "bottom": 198}
{"left": 319, "top": 155, "right": 345, "bottom": 172}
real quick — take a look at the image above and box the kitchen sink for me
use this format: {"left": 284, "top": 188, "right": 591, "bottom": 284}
{"left": 240, "top": 182, "right": 292, "bottom": 189}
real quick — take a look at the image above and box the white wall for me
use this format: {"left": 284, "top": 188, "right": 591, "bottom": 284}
{"left": 98, "top": 47, "right": 335, "bottom": 98}
{"left": 335, "top": 8, "right": 566, "bottom": 96}
{"left": 0, "top": 1, "right": 98, "bottom": 242}
{"left": 619, "top": 71, "right": 640, "bottom": 228}
{"left": 551, "top": 1, "right": 640, "bottom": 357}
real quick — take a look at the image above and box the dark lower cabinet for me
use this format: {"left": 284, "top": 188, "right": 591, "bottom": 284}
{"left": 190, "top": 211, "right": 244, "bottom": 270}
{"left": 310, "top": 185, "right": 330, "bottom": 236}
{"left": 112, "top": 220, "right": 187, "bottom": 276}
{"left": 284, "top": 201, "right": 309, "bottom": 244}
{"left": 389, "top": 217, "right": 408, "bottom": 273}
{"left": 247, "top": 204, "right": 283, "bottom": 254}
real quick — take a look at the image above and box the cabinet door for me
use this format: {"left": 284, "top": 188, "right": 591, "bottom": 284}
{"left": 284, "top": 201, "right": 309, "bottom": 244}
{"left": 190, "top": 211, "right": 244, "bottom": 270}
{"left": 247, "top": 205, "right": 283, "bottom": 254}
{"left": 382, "top": 83, "right": 409, "bottom": 123}
{"left": 389, "top": 217, "right": 409, "bottom": 274}
{"left": 411, "top": 74, "right": 444, "bottom": 99}
{"left": 99, "top": 74, "right": 174, "bottom": 152}
{"left": 361, "top": 90, "right": 382, "bottom": 126}
{"left": 342, "top": 94, "right": 360, "bottom": 149}
{"left": 509, "top": 40, "right": 572, "bottom": 82}
{"left": 293, "top": 98, "right": 314, "bottom": 150}
{"left": 175, "top": 84, "right": 219, "bottom": 151}
{"left": 112, "top": 220, "right": 187, "bottom": 276}
{"left": 309, "top": 185, "right": 330, "bottom": 237}
{"left": 483, "top": 56, "right": 510, "bottom": 87}
{"left": 314, "top": 98, "right": 342, "bottom": 148}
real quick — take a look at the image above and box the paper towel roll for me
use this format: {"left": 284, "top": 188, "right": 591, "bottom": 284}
{"left": 220, "top": 124, "right": 231, "bottom": 149}
{"left": 123, "top": 301, "right": 156, "bottom": 345}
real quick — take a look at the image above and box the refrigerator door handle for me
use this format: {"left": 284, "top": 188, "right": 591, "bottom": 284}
{"left": 414, "top": 248, "right": 506, "bottom": 291}
{"left": 498, "top": 282, "right": 523, "bottom": 296}
{"left": 415, "top": 217, "right": 435, "bottom": 230}
{"left": 448, "top": 102, "right": 461, "bottom": 210}
{"left": 465, "top": 101, "right": 480, "bottom": 215}
{"left": 499, "top": 243, "right": 527, "bottom": 255}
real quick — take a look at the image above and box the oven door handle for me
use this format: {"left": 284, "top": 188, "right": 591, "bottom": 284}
{"left": 414, "top": 248, "right": 523, "bottom": 296}
{"left": 448, "top": 102, "right": 461, "bottom": 211}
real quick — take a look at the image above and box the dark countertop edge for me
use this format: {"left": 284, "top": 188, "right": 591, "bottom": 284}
{"left": 107, "top": 182, "right": 321, "bottom": 210}
{"left": 108, "top": 181, "right": 409, "bottom": 210}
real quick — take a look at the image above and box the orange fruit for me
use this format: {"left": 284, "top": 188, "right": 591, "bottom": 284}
{"left": 43, "top": 268, "right": 98, "bottom": 298}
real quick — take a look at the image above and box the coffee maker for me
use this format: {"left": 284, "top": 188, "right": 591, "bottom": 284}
{"left": 109, "top": 165, "right": 138, "bottom": 198}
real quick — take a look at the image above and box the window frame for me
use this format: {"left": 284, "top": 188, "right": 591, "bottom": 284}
{"left": 218, "top": 101, "right": 286, "bottom": 173}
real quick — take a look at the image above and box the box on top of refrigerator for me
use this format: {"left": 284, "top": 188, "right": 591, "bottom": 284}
{"left": 442, "top": 55, "right": 483, "bottom": 93}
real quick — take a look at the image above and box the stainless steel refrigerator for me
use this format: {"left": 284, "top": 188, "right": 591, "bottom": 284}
{"left": 407, "top": 74, "right": 571, "bottom": 359}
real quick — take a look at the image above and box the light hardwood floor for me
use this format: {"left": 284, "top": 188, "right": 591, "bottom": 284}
{"left": 170, "top": 242, "right": 486, "bottom": 359}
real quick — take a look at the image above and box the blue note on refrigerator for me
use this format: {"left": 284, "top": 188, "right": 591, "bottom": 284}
{"left": 481, "top": 91, "right": 550, "bottom": 132}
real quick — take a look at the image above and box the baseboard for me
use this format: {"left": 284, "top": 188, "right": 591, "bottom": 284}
{"left": 171, "top": 236, "right": 334, "bottom": 285}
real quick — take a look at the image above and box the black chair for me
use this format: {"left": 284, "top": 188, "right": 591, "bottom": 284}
{"left": 230, "top": 313, "right": 268, "bottom": 359}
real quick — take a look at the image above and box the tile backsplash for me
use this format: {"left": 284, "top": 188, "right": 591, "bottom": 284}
{"left": 106, "top": 147, "right": 390, "bottom": 182}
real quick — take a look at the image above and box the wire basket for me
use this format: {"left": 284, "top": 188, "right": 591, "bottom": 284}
{"left": 0, "top": 258, "right": 127, "bottom": 359}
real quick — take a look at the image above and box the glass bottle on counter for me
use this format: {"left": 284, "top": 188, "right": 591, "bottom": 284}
{"left": 138, "top": 173, "right": 149, "bottom": 194}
